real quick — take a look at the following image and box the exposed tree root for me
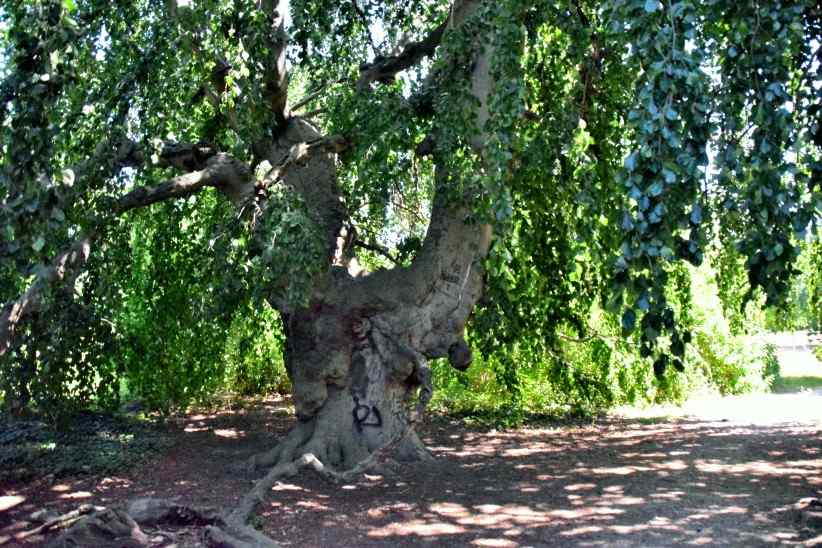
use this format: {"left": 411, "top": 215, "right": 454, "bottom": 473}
{"left": 206, "top": 421, "right": 424, "bottom": 546}
{"left": 35, "top": 423, "right": 425, "bottom": 547}
{"left": 18, "top": 504, "right": 104, "bottom": 540}
{"left": 43, "top": 507, "right": 150, "bottom": 548}
{"left": 35, "top": 498, "right": 222, "bottom": 547}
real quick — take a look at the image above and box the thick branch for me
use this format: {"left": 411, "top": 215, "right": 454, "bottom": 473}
{"left": 64, "top": 136, "right": 218, "bottom": 186}
{"left": 0, "top": 236, "right": 94, "bottom": 357}
{"left": 118, "top": 153, "right": 250, "bottom": 212}
{"left": 356, "top": 19, "right": 447, "bottom": 89}
{"left": 353, "top": 240, "right": 398, "bottom": 263}
{"left": 0, "top": 124, "right": 356, "bottom": 355}
{"left": 260, "top": 1, "right": 289, "bottom": 128}
{"left": 259, "top": 135, "right": 349, "bottom": 191}
{"left": 128, "top": 141, "right": 219, "bottom": 172}
{"left": 258, "top": 121, "right": 352, "bottom": 275}
{"left": 288, "top": 14, "right": 447, "bottom": 119}
{"left": 322, "top": 0, "right": 499, "bottom": 362}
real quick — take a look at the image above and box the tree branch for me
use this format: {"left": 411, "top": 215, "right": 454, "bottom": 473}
{"left": 326, "top": 0, "right": 499, "bottom": 363}
{"left": 255, "top": 125, "right": 353, "bottom": 275}
{"left": 260, "top": 1, "right": 289, "bottom": 128}
{"left": 0, "top": 153, "right": 251, "bottom": 357}
{"left": 118, "top": 153, "right": 251, "bottom": 212}
{"left": 163, "top": 141, "right": 219, "bottom": 170}
{"left": 289, "top": 87, "right": 328, "bottom": 113}
{"left": 17, "top": 504, "right": 104, "bottom": 540}
{"left": 353, "top": 240, "right": 398, "bottom": 263}
{"left": 0, "top": 236, "right": 95, "bottom": 357}
{"left": 258, "top": 135, "right": 349, "bottom": 191}
{"left": 350, "top": 0, "right": 377, "bottom": 52}
{"left": 356, "top": 19, "right": 448, "bottom": 90}
{"left": 287, "top": 14, "right": 447, "bottom": 118}
{"left": 557, "top": 331, "right": 618, "bottom": 344}
{"left": 64, "top": 135, "right": 218, "bottom": 185}
{"left": 0, "top": 121, "right": 353, "bottom": 354}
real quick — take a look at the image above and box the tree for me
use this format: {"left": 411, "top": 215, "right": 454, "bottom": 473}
{"left": 0, "top": 0, "right": 820, "bottom": 535}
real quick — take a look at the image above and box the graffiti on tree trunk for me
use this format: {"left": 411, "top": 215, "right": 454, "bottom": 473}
{"left": 352, "top": 395, "right": 382, "bottom": 433}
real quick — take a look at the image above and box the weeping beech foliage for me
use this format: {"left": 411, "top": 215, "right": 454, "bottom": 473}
{"left": 0, "top": 0, "right": 820, "bottom": 416}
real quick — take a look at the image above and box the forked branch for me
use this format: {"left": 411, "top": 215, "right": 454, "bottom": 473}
{"left": 0, "top": 127, "right": 353, "bottom": 357}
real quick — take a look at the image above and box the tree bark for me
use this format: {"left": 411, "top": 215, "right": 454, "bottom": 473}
{"left": 258, "top": 198, "right": 491, "bottom": 470}
{"left": 252, "top": 0, "right": 498, "bottom": 471}
{"left": 252, "top": 120, "right": 443, "bottom": 470}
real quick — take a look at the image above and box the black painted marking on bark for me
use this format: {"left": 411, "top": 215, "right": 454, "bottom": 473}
{"left": 352, "top": 395, "right": 383, "bottom": 433}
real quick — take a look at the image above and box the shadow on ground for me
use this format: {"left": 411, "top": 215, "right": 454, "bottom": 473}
{"left": 1, "top": 391, "right": 821, "bottom": 546}
{"left": 256, "top": 417, "right": 822, "bottom": 547}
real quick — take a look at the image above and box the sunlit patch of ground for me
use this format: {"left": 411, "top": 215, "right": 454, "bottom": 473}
{"left": 619, "top": 331, "right": 822, "bottom": 426}
{"left": 254, "top": 332, "right": 822, "bottom": 547}
{"left": 771, "top": 331, "right": 822, "bottom": 394}
{"left": 247, "top": 411, "right": 822, "bottom": 547}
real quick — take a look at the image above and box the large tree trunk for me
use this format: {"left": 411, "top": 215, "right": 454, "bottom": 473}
{"left": 249, "top": 0, "right": 498, "bottom": 472}
{"left": 256, "top": 228, "right": 490, "bottom": 471}
{"left": 249, "top": 172, "right": 493, "bottom": 469}
{"left": 267, "top": 309, "right": 433, "bottom": 469}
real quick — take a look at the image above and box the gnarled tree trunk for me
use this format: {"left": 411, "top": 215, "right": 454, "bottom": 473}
{"left": 263, "top": 222, "right": 490, "bottom": 471}
{"left": 251, "top": 192, "right": 491, "bottom": 469}
{"left": 248, "top": 0, "right": 498, "bottom": 472}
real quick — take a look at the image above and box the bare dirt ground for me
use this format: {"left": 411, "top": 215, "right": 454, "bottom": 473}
{"left": 1, "top": 333, "right": 821, "bottom": 547}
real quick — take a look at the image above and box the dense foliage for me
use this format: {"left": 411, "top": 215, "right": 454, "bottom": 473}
{"left": 0, "top": 0, "right": 819, "bottom": 417}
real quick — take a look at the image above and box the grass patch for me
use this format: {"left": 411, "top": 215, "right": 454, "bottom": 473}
{"left": 0, "top": 411, "right": 172, "bottom": 482}
{"left": 769, "top": 341, "right": 822, "bottom": 393}
{"left": 772, "top": 375, "right": 822, "bottom": 393}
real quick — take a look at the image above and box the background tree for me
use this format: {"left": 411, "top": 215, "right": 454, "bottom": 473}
{"left": 1, "top": 0, "right": 820, "bottom": 481}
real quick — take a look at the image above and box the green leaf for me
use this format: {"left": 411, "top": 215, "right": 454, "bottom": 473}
{"left": 648, "top": 182, "right": 664, "bottom": 197}
{"left": 637, "top": 295, "right": 650, "bottom": 311}
{"left": 621, "top": 309, "right": 636, "bottom": 333}
{"left": 621, "top": 213, "right": 634, "bottom": 231}
{"left": 624, "top": 152, "right": 638, "bottom": 172}
{"left": 32, "top": 236, "right": 46, "bottom": 252}
{"left": 653, "top": 356, "right": 667, "bottom": 377}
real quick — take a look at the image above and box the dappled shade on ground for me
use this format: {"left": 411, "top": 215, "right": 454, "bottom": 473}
{"left": 259, "top": 418, "right": 821, "bottom": 547}
{"left": 1, "top": 393, "right": 820, "bottom": 547}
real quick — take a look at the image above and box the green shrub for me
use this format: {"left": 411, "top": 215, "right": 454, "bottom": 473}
{"left": 691, "top": 332, "right": 775, "bottom": 395}
{"left": 222, "top": 304, "right": 290, "bottom": 396}
{"left": 430, "top": 260, "right": 782, "bottom": 426}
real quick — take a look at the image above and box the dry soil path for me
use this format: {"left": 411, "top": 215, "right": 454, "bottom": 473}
{"left": 1, "top": 333, "right": 821, "bottom": 547}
